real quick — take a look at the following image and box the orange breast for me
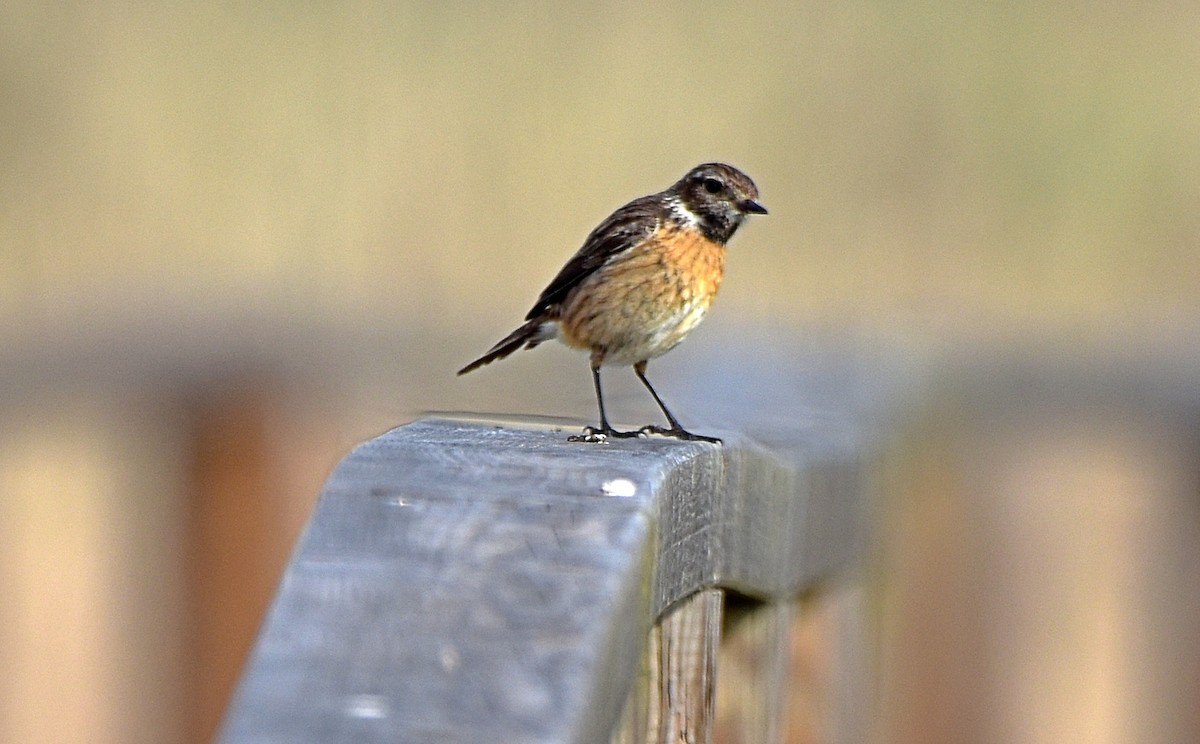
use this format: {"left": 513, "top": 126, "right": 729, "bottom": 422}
{"left": 557, "top": 223, "right": 726, "bottom": 364}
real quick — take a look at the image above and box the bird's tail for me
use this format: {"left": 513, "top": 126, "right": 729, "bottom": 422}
{"left": 457, "top": 318, "right": 552, "bottom": 375}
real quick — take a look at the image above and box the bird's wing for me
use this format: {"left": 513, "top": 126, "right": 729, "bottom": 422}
{"left": 525, "top": 195, "right": 661, "bottom": 320}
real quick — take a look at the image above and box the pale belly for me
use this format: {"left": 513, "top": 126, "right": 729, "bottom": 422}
{"left": 570, "top": 294, "right": 713, "bottom": 365}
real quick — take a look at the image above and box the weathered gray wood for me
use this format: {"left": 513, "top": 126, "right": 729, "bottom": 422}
{"left": 219, "top": 416, "right": 867, "bottom": 743}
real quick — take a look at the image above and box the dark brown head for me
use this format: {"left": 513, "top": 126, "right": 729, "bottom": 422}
{"left": 668, "top": 162, "right": 767, "bottom": 243}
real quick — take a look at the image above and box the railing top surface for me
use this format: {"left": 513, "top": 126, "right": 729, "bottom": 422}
{"left": 219, "top": 416, "right": 870, "bottom": 743}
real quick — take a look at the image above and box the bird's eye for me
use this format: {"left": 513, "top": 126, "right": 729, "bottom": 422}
{"left": 702, "top": 177, "right": 723, "bottom": 194}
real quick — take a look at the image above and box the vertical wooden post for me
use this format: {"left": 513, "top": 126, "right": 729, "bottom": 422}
{"left": 184, "top": 383, "right": 303, "bottom": 743}
{"left": 614, "top": 589, "right": 724, "bottom": 744}
{"left": 657, "top": 589, "right": 724, "bottom": 744}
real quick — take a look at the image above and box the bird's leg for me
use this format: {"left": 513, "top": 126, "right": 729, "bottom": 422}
{"left": 568, "top": 359, "right": 638, "bottom": 442}
{"left": 632, "top": 361, "right": 721, "bottom": 444}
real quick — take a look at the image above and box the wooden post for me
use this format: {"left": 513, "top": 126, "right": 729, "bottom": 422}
{"left": 655, "top": 589, "right": 723, "bottom": 743}
{"left": 614, "top": 589, "right": 725, "bottom": 744}
{"left": 218, "top": 418, "right": 870, "bottom": 743}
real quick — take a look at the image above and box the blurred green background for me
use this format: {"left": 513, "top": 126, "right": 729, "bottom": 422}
{"left": 6, "top": 2, "right": 1197, "bottom": 357}
{"left": 2, "top": 2, "right": 1198, "bottom": 742}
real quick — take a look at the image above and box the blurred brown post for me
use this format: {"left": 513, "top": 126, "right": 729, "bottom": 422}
{"left": 183, "top": 381, "right": 306, "bottom": 743}
{"left": 877, "top": 357, "right": 1200, "bottom": 744}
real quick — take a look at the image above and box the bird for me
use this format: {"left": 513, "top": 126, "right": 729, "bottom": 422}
{"left": 458, "top": 162, "right": 766, "bottom": 443}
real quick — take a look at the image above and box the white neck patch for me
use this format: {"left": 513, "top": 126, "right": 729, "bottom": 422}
{"left": 666, "top": 196, "right": 701, "bottom": 229}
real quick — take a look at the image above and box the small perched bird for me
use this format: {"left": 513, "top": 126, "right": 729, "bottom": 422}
{"left": 458, "top": 162, "right": 766, "bottom": 443}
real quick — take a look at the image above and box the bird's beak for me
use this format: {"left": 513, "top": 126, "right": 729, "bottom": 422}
{"left": 740, "top": 199, "right": 768, "bottom": 215}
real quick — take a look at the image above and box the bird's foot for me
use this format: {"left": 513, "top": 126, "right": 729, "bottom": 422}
{"left": 568, "top": 425, "right": 641, "bottom": 443}
{"left": 636, "top": 425, "right": 722, "bottom": 444}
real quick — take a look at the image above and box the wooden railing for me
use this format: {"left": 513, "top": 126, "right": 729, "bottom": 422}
{"left": 218, "top": 416, "right": 872, "bottom": 743}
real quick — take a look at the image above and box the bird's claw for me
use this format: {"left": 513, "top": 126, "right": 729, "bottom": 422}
{"left": 636, "top": 425, "right": 722, "bottom": 444}
{"left": 568, "top": 426, "right": 640, "bottom": 443}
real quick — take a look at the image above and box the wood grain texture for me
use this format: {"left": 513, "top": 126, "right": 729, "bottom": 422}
{"left": 218, "top": 416, "right": 868, "bottom": 743}
{"left": 656, "top": 589, "right": 723, "bottom": 744}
